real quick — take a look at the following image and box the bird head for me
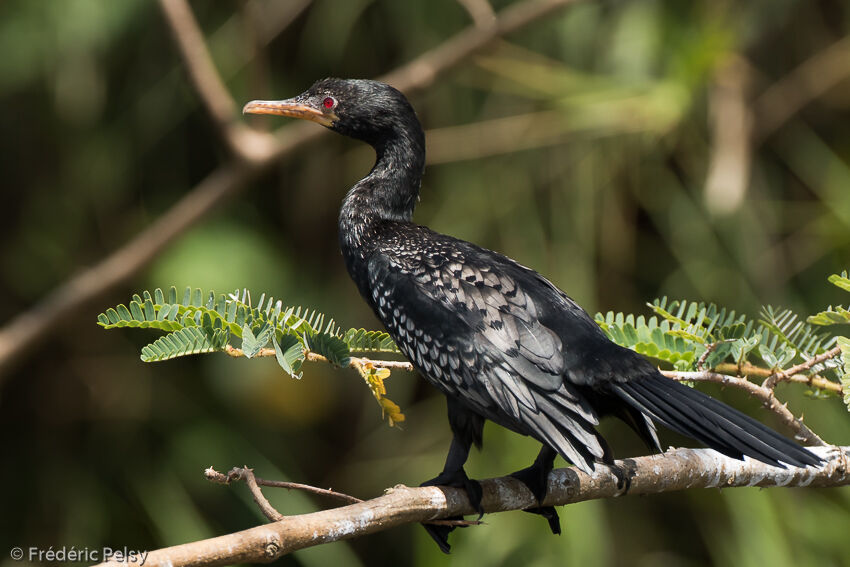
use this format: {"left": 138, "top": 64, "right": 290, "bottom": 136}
{"left": 243, "top": 78, "right": 420, "bottom": 147}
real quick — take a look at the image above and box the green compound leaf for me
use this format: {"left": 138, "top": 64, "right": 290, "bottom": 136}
{"left": 828, "top": 271, "right": 850, "bottom": 293}
{"left": 304, "top": 332, "right": 351, "bottom": 368}
{"left": 838, "top": 336, "right": 850, "bottom": 412}
{"left": 272, "top": 334, "right": 305, "bottom": 379}
{"left": 343, "top": 328, "right": 401, "bottom": 353}
{"left": 241, "top": 322, "right": 273, "bottom": 358}
{"left": 140, "top": 327, "right": 229, "bottom": 362}
{"left": 759, "top": 305, "right": 834, "bottom": 358}
{"left": 808, "top": 306, "right": 850, "bottom": 326}
{"left": 595, "top": 310, "right": 698, "bottom": 370}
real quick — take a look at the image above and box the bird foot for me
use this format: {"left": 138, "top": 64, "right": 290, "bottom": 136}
{"left": 420, "top": 468, "right": 484, "bottom": 553}
{"left": 609, "top": 462, "right": 633, "bottom": 493}
{"left": 510, "top": 464, "right": 561, "bottom": 535}
{"left": 420, "top": 468, "right": 484, "bottom": 516}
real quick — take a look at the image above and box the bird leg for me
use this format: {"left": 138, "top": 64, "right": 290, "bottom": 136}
{"left": 420, "top": 435, "right": 483, "bottom": 553}
{"left": 510, "top": 444, "right": 560, "bottom": 535}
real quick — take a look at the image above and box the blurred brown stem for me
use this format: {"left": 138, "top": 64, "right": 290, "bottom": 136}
{"left": 754, "top": 34, "right": 850, "bottom": 143}
{"left": 704, "top": 56, "right": 753, "bottom": 215}
{"left": 0, "top": 0, "right": 578, "bottom": 384}
{"left": 456, "top": 0, "right": 496, "bottom": 28}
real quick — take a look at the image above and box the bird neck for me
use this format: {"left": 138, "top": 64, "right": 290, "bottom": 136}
{"left": 339, "top": 121, "right": 425, "bottom": 253}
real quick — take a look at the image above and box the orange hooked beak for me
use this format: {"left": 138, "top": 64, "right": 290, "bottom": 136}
{"left": 242, "top": 99, "right": 337, "bottom": 127}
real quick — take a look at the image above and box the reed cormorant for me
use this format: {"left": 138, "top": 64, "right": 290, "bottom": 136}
{"left": 243, "top": 78, "right": 821, "bottom": 552}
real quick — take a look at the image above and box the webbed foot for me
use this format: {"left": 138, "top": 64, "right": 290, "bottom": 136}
{"left": 510, "top": 451, "right": 560, "bottom": 535}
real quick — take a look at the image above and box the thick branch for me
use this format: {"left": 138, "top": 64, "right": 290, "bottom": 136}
{"left": 0, "top": 0, "right": 576, "bottom": 383}
{"left": 93, "top": 445, "right": 848, "bottom": 567}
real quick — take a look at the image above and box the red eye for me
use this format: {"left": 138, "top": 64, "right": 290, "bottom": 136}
{"left": 323, "top": 97, "right": 335, "bottom": 109}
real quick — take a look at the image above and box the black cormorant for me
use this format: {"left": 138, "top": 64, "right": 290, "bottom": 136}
{"left": 243, "top": 78, "right": 821, "bottom": 552}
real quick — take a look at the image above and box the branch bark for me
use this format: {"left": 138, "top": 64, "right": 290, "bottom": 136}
{"left": 93, "top": 445, "right": 849, "bottom": 567}
{"left": 0, "top": 0, "right": 580, "bottom": 382}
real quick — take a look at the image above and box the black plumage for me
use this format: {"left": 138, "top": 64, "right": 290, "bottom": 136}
{"left": 244, "top": 78, "right": 821, "bottom": 551}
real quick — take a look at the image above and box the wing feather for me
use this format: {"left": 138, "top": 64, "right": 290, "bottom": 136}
{"left": 367, "top": 248, "right": 603, "bottom": 471}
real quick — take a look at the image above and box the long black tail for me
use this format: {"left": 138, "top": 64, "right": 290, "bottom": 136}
{"left": 612, "top": 373, "right": 822, "bottom": 468}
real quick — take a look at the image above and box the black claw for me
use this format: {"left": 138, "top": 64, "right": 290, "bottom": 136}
{"left": 609, "top": 462, "right": 633, "bottom": 493}
{"left": 522, "top": 506, "right": 561, "bottom": 535}
{"left": 420, "top": 468, "right": 483, "bottom": 552}
{"left": 510, "top": 454, "right": 561, "bottom": 535}
{"left": 423, "top": 522, "right": 455, "bottom": 554}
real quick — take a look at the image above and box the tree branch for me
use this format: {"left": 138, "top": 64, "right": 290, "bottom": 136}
{"left": 662, "top": 370, "right": 827, "bottom": 446}
{"left": 205, "top": 466, "right": 364, "bottom": 507}
{"left": 93, "top": 445, "right": 848, "bottom": 567}
{"left": 224, "top": 344, "right": 415, "bottom": 371}
{"left": 0, "top": 0, "right": 578, "bottom": 383}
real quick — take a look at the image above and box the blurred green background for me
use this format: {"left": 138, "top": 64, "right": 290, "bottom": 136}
{"left": 1, "top": 0, "right": 849, "bottom": 565}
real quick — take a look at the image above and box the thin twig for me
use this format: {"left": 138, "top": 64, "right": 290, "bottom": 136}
{"left": 783, "top": 373, "right": 842, "bottom": 393}
{"left": 224, "top": 344, "right": 415, "bottom": 371}
{"left": 205, "top": 466, "right": 363, "bottom": 506}
{"left": 697, "top": 342, "right": 720, "bottom": 371}
{"left": 0, "top": 0, "right": 576, "bottom": 384}
{"left": 762, "top": 345, "right": 843, "bottom": 390}
{"left": 237, "top": 467, "right": 285, "bottom": 522}
{"left": 205, "top": 465, "right": 483, "bottom": 530}
{"left": 661, "top": 370, "right": 827, "bottom": 446}
{"left": 713, "top": 361, "right": 842, "bottom": 394}
{"left": 95, "top": 446, "right": 849, "bottom": 567}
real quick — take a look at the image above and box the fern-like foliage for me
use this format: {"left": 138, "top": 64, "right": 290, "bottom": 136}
{"left": 141, "top": 327, "right": 230, "bottom": 362}
{"left": 838, "top": 337, "right": 850, "bottom": 411}
{"left": 595, "top": 311, "right": 698, "bottom": 371}
{"left": 828, "top": 270, "right": 850, "bottom": 293}
{"left": 596, "top": 274, "right": 847, "bottom": 393}
{"left": 101, "top": 274, "right": 850, "bottom": 421}
{"left": 344, "top": 328, "right": 402, "bottom": 353}
{"left": 808, "top": 271, "right": 850, "bottom": 326}
{"left": 98, "top": 287, "right": 405, "bottom": 424}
